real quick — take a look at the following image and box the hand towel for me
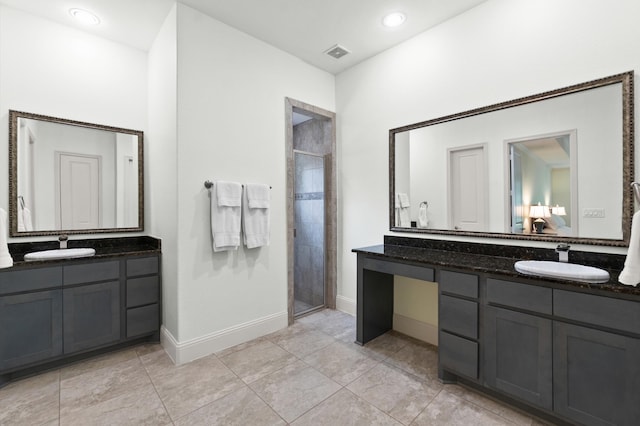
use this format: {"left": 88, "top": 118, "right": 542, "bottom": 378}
{"left": 22, "top": 207, "right": 33, "bottom": 231}
{"left": 210, "top": 182, "right": 242, "bottom": 252}
{"left": 242, "top": 184, "right": 270, "bottom": 249}
{"left": 246, "top": 183, "right": 270, "bottom": 208}
{"left": 0, "top": 208, "right": 14, "bottom": 268}
{"left": 397, "top": 193, "right": 410, "bottom": 208}
{"left": 619, "top": 210, "right": 640, "bottom": 286}
{"left": 418, "top": 203, "right": 429, "bottom": 228}
{"left": 216, "top": 181, "right": 242, "bottom": 207}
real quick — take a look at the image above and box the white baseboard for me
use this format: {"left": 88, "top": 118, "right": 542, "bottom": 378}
{"left": 161, "top": 310, "right": 288, "bottom": 365}
{"left": 336, "top": 295, "right": 356, "bottom": 316}
{"left": 393, "top": 313, "right": 438, "bottom": 346}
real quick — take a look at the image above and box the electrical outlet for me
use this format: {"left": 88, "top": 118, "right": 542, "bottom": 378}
{"left": 583, "top": 208, "right": 605, "bottom": 218}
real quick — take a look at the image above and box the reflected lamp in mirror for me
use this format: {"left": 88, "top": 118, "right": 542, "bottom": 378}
{"left": 530, "top": 203, "right": 551, "bottom": 233}
{"left": 9, "top": 110, "right": 144, "bottom": 237}
{"left": 551, "top": 205, "right": 567, "bottom": 216}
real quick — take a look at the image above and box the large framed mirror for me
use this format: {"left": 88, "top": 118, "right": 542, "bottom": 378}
{"left": 390, "top": 71, "right": 634, "bottom": 247}
{"left": 9, "top": 110, "right": 144, "bottom": 237}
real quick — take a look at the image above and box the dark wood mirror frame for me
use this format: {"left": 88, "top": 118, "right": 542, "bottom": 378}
{"left": 389, "top": 71, "right": 634, "bottom": 247}
{"left": 9, "top": 110, "right": 144, "bottom": 237}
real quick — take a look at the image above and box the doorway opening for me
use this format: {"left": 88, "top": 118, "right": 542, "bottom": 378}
{"left": 285, "top": 98, "right": 336, "bottom": 323}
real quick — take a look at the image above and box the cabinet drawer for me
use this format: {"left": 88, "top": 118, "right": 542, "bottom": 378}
{"left": 440, "top": 294, "right": 478, "bottom": 338}
{"left": 440, "top": 270, "right": 478, "bottom": 298}
{"left": 127, "top": 304, "right": 159, "bottom": 337}
{"left": 0, "top": 267, "right": 62, "bottom": 295}
{"left": 127, "top": 276, "right": 159, "bottom": 307}
{"left": 554, "top": 290, "right": 640, "bottom": 335}
{"left": 439, "top": 331, "right": 478, "bottom": 379}
{"left": 64, "top": 261, "right": 119, "bottom": 286}
{"left": 127, "top": 257, "right": 159, "bottom": 277}
{"left": 487, "top": 278, "right": 551, "bottom": 314}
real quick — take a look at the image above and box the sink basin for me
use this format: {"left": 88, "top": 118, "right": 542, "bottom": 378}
{"left": 514, "top": 260, "right": 610, "bottom": 284}
{"left": 24, "top": 248, "right": 96, "bottom": 261}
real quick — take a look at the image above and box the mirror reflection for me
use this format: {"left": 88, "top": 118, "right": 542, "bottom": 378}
{"left": 391, "top": 71, "right": 633, "bottom": 246}
{"left": 9, "top": 111, "right": 144, "bottom": 236}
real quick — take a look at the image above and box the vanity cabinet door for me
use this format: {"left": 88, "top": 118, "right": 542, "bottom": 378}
{"left": 484, "top": 306, "right": 552, "bottom": 410}
{"left": 0, "top": 290, "right": 62, "bottom": 370}
{"left": 554, "top": 322, "right": 640, "bottom": 426}
{"left": 63, "top": 281, "right": 121, "bottom": 354}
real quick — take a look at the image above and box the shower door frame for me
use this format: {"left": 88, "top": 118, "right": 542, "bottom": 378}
{"left": 285, "top": 98, "right": 337, "bottom": 325}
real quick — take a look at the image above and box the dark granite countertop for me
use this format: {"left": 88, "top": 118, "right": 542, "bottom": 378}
{"left": 5, "top": 236, "right": 161, "bottom": 268}
{"left": 353, "top": 237, "right": 640, "bottom": 298}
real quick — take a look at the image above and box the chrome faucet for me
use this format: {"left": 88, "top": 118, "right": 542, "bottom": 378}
{"left": 59, "top": 234, "right": 68, "bottom": 249}
{"left": 556, "top": 243, "right": 570, "bottom": 263}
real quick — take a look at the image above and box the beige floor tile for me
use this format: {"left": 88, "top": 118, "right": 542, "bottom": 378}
{"left": 215, "top": 334, "right": 271, "bottom": 358}
{"left": 412, "top": 388, "right": 516, "bottom": 425}
{"left": 361, "top": 331, "right": 410, "bottom": 360}
{"left": 270, "top": 327, "right": 337, "bottom": 358}
{"left": 303, "top": 340, "right": 379, "bottom": 385}
{"left": 141, "top": 351, "right": 244, "bottom": 420}
{"left": 175, "top": 385, "right": 285, "bottom": 426}
{"left": 299, "top": 309, "right": 357, "bottom": 343}
{"left": 59, "top": 383, "right": 171, "bottom": 426}
{"left": 384, "top": 338, "right": 439, "bottom": 382}
{"left": 219, "top": 339, "right": 297, "bottom": 383}
{"left": 60, "top": 357, "right": 150, "bottom": 419}
{"left": 0, "top": 370, "right": 60, "bottom": 426}
{"left": 250, "top": 360, "right": 341, "bottom": 423}
{"left": 135, "top": 342, "right": 165, "bottom": 358}
{"left": 291, "top": 388, "right": 403, "bottom": 426}
{"left": 60, "top": 348, "right": 139, "bottom": 380}
{"left": 445, "top": 384, "right": 533, "bottom": 425}
{"left": 347, "top": 363, "right": 441, "bottom": 425}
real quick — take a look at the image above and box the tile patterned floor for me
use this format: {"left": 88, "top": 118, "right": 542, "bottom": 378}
{"left": 0, "top": 309, "right": 554, "bottom": 425}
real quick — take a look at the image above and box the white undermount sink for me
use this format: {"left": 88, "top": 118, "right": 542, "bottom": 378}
{"left": 24, "top": 248, "right": 96, "bottom": 261}
{"left": 514, "top": 260, "right": 610, "bottom": 284}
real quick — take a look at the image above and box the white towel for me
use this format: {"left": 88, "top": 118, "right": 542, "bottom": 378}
{"left": 418, "top": 203, "right": 429, "bottom": 228}
{"left": 0, "top": 208, "right": 13, "bottom": 268}
{"left": 17, "top": 205, "right": 33, "bottom": 231}
{"left": 216, "top": 181, "right": 242, "bottom": 207}
{"left": 242, "top": 184, "right": 270, "bottom": 249}
{"left": 246, "top": 183, "right": 270, "bottom": 209}
{"left": 397, "top": 193, "right": 410, "bottom": 208}
{"left": 619, "top": 210, "right": 640, "bottom": 286}
{"left": 210, "top": 181, "right": 242, "bottom": 252}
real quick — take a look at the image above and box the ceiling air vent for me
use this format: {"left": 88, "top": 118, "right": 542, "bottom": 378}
{"left": 324, "top": 44, "right": 350, "bottom": 59}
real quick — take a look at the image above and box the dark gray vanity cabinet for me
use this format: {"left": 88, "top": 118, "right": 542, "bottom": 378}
{"left": 0, "top": 267, "right": 63, "bottom": 370}
{"left": 553, "top": 290, "right": 640, "bottom": 426}
{"left": 0, "top": 253, "right": 161, "bottom": 385}
{"left": 483, "top": 279, "right": 553, "bottom": 410}
{"left": 125, "top": 256, "right": 160, "bottom": 338}
{"left": 438, "top": 270, "right": 479, "bottom": 381}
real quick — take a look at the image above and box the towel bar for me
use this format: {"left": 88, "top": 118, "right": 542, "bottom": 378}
{"left": 204, "top": 180, "right": 271, "bottom": 189}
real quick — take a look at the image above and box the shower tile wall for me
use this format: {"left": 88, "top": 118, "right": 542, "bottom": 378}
{"left": 294, "top": 154, "right": 324, "bottom": 311}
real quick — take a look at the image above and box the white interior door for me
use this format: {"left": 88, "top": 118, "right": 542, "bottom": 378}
{"left": 449, "top": 145, "right": 487, "bottom": 232}
{"left": 57, "top": 153, "right": 101, "bottom": 229}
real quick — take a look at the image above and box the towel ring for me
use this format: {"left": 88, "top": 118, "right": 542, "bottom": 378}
{"left": 420, "top": 201, "right": 429, "bottom": 208}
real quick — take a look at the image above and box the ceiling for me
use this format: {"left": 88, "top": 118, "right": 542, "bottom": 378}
{"left": 0, "top": 0, "right": 487, "bottom": 74}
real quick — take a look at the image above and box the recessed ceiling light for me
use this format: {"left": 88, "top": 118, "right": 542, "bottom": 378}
{"left": 69, "top": 8, "right": 100, "bottom": 26}
{"left": 382, "top": 12, "right": 406, "bottom": 28}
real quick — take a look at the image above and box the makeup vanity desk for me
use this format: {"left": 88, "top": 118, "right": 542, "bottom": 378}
{"left": 353, "top": 236, "right": 640, "bottom": 426}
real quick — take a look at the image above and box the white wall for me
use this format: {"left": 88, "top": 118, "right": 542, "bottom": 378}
{"left": 337, "top": 0, "right": 640, "bottom": 307}
{"left": 0, "top": 5, "right": 148, "bottom": 240}
{"left": 148, "top": 5, "right": 178, "bottom": 340}
{"left": 159, "top": 4, "right": 334, "bottom": 357}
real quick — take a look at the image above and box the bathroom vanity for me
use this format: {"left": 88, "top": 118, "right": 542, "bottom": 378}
{"left": 0, "top": 236, "right": 161, "bottom": 387}
{"left": 353, "top": 236, "right": 640, "bottom": 426}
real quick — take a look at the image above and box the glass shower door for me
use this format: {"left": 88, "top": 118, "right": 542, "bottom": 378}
{"left": 293, "top": 151, "right": 325, "bottom": 316}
